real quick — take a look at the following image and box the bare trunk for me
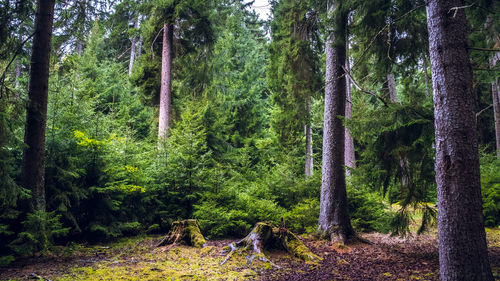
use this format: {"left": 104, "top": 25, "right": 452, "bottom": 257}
{"left": 319, "top": 0, "right": 354, "bottom": 244}
{"left": 158, "top": 23, "right": 173, "bottom": 145}
{"left": 426, "top": 1, "right": 493, "bottom": 280}
{"left": 305, "top": 96, "right": 313, "bottom": 178}
{"left": 387, "top": 73, "right": 397, "bottom": 102}
{"left": 344, "top": 40, "right": 355, "bottom": 175}
{"left": 15, "top": 59, "right": 21, "bottom": 88}
{"left": 387, "top": 73, "right": 410, "bottom": 189}
{"left": 128, "top": 17, "right": 140, "bottom": 77}
{"left": 137, "top": 35, "right": 143, "bottom": 58}
{"left": 21, "top": 0, "right": 56, "bottom": 212}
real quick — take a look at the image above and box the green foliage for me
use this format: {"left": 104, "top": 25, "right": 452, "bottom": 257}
{"left": 481, "top": 154, "right": 500, "bottom": 227}
{"left": 10, "top": 211, "right": 69, "bottom": 255}
{"left": 348, "top": 186, "right": 394, "bottom": 233}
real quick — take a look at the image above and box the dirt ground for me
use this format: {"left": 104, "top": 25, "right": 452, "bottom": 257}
{"left": 1, "top": 230, "right": 500, "bottom": 280}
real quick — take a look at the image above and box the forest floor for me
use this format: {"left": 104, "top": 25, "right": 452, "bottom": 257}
{"left": 2, "top": 228, "right": 500, "bottom": 281}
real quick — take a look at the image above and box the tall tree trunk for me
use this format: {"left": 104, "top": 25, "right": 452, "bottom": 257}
{"left": 305, "top": 96, "right": 313, "bottom": 178}
{"left": 387, "top": 73, "right": 410, "bottom": 189}
{"left": 128, "top": 17, "right": 140, "bottom": 77}
{"left": 21, "top": 0, "right": 56, "bottom": 212}
{"left": 426, "top": 1, "right": 493, "bottom": 280}
{"left": 15, "top": 59, "right": 21, "bottom": 88}
{"left": 344, "top": 40, "right": 355, "bottom": 175}
{"left": 492, "top": 53, "right": 500, "bottom": 158}
{"left": 158, "top": 23, "right": 173, "bottom": 144}
{"left": 319, "top": 0, "right": 354, "bottom": 244}
{"left": 387, "top": 73, "right": 397, "bottom": 102}
{"left": 137, "top": 35, "right": 143, "bottom": 58}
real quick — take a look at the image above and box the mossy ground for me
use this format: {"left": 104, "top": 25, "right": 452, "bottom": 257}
{"left": 2, "top": 227, "right": 500, "bottom": 280}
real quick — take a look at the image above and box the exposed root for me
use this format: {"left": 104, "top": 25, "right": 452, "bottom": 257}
{"left": 220, "top": 222, "right": 321, "bottom": 266}
{"left": 156, "top": 219, "right": 206, "bottom": 248}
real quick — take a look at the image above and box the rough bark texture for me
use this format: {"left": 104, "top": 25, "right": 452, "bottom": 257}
{"left": 305, "top": 96, "right": 313, "bottom": 178}
{"left": 344, "top": 40, "right": 355, "bottom": 175}
{"left": 157, "top": 219, "right": 206, "bottom": 248}
{"left": 21, "top": 0, "right": 56, "bottom": 212}
{"left": 128, "top": 17, "right": 140, "bottom": 77}
{"left": 221, "top": 222, "right": 321, "bottom": 265}
{"left": 426, "top": 1, "right": 494, "bottom": 280}
{"left": 387, "top": 73, "right": 397, "bottom": 102}
{"left": 319, "top": 0, "right": 355, "bottom": 244}
{"left": 158, "top": 23, "right": 173, "bottom": 143}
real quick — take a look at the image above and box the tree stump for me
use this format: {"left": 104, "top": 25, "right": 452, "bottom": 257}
{"left": 220, "top": 222, "right": 321, "bottom": 265}
{"left": 156, "top": 219, "right": 206, "bottom": 248}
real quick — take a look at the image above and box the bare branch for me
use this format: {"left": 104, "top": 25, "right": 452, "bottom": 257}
{"left": 342, "top": 66, "right": 388, "bottom": 107}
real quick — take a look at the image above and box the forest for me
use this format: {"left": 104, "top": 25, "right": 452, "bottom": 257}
{"left": 0, "top": 0, "right": 500, "bottom": 280}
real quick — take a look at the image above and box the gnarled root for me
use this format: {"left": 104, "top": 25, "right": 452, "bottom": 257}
{"left": 220, "top": 222, "right": 321, "bottom": 266}
{"left": 157, "top": 219, "right": 206, "bottom": 248}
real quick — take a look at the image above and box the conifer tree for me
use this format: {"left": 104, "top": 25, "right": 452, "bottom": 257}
{"left": 426, "top": 0, "right": 493, "bottom": 279}
{"left": 21, "top": 0, "right": 56, "bottom": 212}
{"left": 318, "top": 0, "right": 356, "bottom": 243}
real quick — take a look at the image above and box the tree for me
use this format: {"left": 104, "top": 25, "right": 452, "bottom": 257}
{"left": 318, "top": 0, "right": 355, "bottom": 243}
{"left": 426, "top": 0, "right": 493, "bottom": 280}
{"left": 158, "top": 22, "right": 173, "bottom": 141}
{"left": 21, "top": 0, "right": 56, "bottom": 212}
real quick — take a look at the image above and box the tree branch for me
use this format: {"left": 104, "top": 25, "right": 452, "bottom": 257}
{"left": 342, "top": 66, "right": 388, "bottom": 107}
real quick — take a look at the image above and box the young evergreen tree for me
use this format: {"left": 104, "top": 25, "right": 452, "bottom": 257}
{"left": 318, "top": 0, "right": 356, "bottom": 244}
{"left": 426, "top": 0, "right": 493, "bottom": 279}
{"left": 21, "top": 0, "right": 56, "bottom": 212}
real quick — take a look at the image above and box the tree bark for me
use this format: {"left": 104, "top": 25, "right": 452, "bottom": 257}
{"left": 158, "top": 23, "right": 173, "bottom": 144}
{"left": 426, "top": 1, "right": 493, "bottom": 280}
{"left": 305, "top": 96, "right": 313, "bottom": 178}
{"left": 344, "top": 40, "right": 355, "bottom": 175}
{"left": 128, "top": 17, "right": 140, "bottom": 77}
{"left": 15, "top": 59, "right": 21, "bottom": 88}
{"left": 319, "top": 0, "right": 355, "bottom": 244}
{"left": 21, "top": 0, "right": 56, "bottom": 212}
{"left": 387, "top": 73, "right": 397, "bottom": 102}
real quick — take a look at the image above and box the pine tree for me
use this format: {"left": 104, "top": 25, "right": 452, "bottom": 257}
{"left": 426, "top": 0, "right": 493, "bottom": 279}
{"left": 318, "top": 0, "right": 356, "bottom": 244}
{"left": 21, "top": 0, "right": 56, "bottom": 212}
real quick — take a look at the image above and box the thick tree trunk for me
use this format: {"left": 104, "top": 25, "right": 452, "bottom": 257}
{"left": 128, "top": 17, "right": 140, "bottom": 77}
{"left": 319, "top": 0, "right": 355, "bottom": 244}
{"left": 344, "top": 40, "right": 355, "bottom": 175}
{"left": 426, "top": 1, "right": 493, "bottom": 280}
{"left": 21, "top": 0, "right": 56, "bottom": 212}
{"left": 158, "top": 23, "right": 173, "bottom": 144}
{"left": 305, "top": 96, "right": 313, "bottom": 178}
